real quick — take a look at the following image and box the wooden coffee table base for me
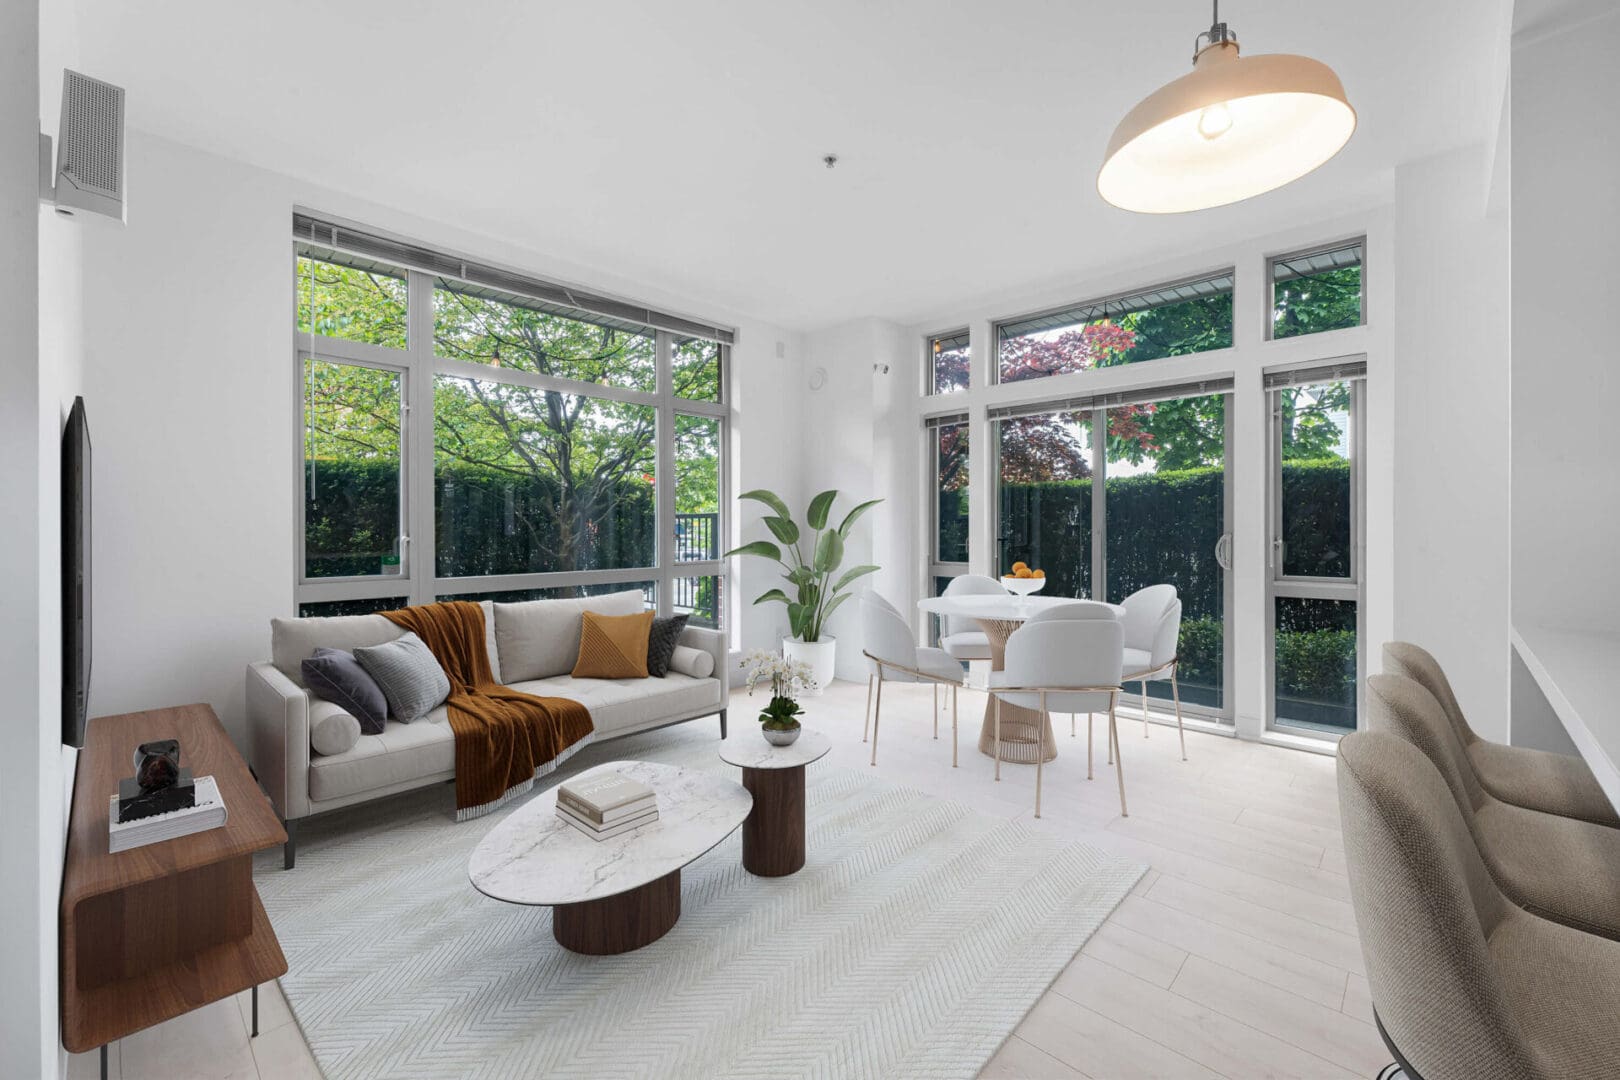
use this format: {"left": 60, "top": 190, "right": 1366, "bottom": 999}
{"left": 551, "top": 870, "right": 681, "bottom": 955}
{"left": 742, "top": 764, "right": 807, "bottom": 877}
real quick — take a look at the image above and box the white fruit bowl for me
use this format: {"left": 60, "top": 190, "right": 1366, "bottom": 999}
{"left": 1001, "top": 576, "right": 1046, "bottom": 596}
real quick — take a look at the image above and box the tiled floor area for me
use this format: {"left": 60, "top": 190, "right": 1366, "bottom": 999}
{"left": 70, "top": 677, "right": 1383, "bottom": 1079}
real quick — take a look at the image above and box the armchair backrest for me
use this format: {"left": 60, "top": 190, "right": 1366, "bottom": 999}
{"left": 1368, "top": 673, "right": 1489, "bottom": 815}
{"left": 1027, "top": 600, "right": 1117, "bottom": 624}
{"left": 999, "top": 619, "right": 1123, "bottom": 714}
{"left": 941, "top": 574, "right": 1007, "bottom": 637}
{"left": 1382, "top": 641, "right": 1476, "bottom": 747}
{"left": 861, "top": 594, "right": 918, "bottom": 671}
{"left": 1336, "top": 731, "right": 1532, "bottom": 1078}
{"left": 1119, "top": 584, "right": 1179, "bottom": 660}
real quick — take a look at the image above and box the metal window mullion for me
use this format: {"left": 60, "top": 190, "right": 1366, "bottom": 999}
{"left": 656, "top": 330, "right": 676, "bottom": 617}
{"left": 297, "top": 333, "right": 404, "bottom": 369}
{"left": 432, "top": 355, "right": 661, "bottom": 407}
{"left": 672, "top": 398, "right": 727, "bottom": 420}
{"left": 406, "top": 269, "right": 436, "bottom": 607}
{"left": 296, "top": 578, "right": 413, "bottom": 604}
{"left": 432, "top": 567, "right": 661, "bottom": 596}
{"left": 1091, "top": 409, "right": 1106, "bottom": 602}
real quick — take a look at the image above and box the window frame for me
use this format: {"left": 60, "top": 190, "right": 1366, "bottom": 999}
{"left": 924, "top": 327, "right": 971, "bottom": 396}
{"left": 293, "top": 240, "right": 733, "bottom": 634}
{"left": 1265, "top": 237, "right": 1367, "bottom": 342}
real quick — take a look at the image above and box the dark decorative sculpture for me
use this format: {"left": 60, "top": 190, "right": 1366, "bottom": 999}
{"left": 117, "top": 739, "right": 196, "bottom": 823}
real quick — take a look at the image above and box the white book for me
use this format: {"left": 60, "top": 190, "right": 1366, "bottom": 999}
{"left": 557, "top": 772, "right": 655, "bottom": 816}
{"left": 108, "top": 775, "right": 228, "bottom": 853}
{"left": 556, "top": 801, "right": 659, "bottom": 840}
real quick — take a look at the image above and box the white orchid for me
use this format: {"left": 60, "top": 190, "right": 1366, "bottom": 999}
{"left": 739, "top": 648, "right": 819, "bottom": 700}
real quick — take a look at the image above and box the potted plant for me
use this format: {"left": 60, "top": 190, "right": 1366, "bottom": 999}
{"left": 725, "top": 488, "right": 881, "bottom": 690}
{"left": 740, "top": 649, "right": 817, "bottom": 745}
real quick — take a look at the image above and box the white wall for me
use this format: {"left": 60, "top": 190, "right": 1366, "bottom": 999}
{"left": 1510, "top": 9, "right": 1620, "bottom": 636}
{"left": 1390, "top": 145, "right": 1512, "bottom": 741}
{"left": 77, "top": 131, "right": 800, "bottom": 747}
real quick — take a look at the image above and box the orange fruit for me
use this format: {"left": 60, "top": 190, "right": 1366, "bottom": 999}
{"left": 1010, "top": 561, "right": 1028, "bottom": 572}
{"left": 1033, "top": 569, "right": 1046, "bottom": 579}
{"left": 1015, "top": 567, "right": 1034, "bottom": 579}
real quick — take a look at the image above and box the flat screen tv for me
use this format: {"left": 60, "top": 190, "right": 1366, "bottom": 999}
{"left": 62, "top": 396, "right": 91, "bottom": 747}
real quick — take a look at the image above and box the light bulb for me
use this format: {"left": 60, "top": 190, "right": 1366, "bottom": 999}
{"left": 1197, "top": 102, "right": 1233, "bottom": 141}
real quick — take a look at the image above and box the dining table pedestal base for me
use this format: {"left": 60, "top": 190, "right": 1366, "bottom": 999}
{"left": 975, "top": 617, "right": 1059, "bottom": 765}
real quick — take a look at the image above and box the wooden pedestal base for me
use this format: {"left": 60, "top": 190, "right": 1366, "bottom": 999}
{"left": 742, "top": 764, "right": 806, "bottom": 877}
{"left": 551, "top": 870, "right": 681, "bottom": 955}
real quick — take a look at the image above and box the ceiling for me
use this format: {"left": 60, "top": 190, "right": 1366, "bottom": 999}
{"left": 70, "top": 0, "right": 1512, "bottom": 330}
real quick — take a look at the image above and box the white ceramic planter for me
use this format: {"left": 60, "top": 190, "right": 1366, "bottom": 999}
{"left": 783, "top": 636, "right": 836, "bottom": 694}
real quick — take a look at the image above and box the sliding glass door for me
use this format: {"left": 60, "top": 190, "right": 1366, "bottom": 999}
{"left": 993, "top": 385, "right": 1233, "bottom": 722}
{"left": 1104, "top": 393, "right": 1231, "bottom": 714}
{"left": 1266, "top": 364, "right": 1365, "bottom": 736}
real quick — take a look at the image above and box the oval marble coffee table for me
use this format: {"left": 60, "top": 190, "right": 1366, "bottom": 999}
{"left": 468, "top": 760, "right": 751, "bottom": 955}
{"left": 718, "top": 730, "right": 832, "bottom": 877}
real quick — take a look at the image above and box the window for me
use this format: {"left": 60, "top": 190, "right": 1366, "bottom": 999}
{"left": 931, "top": 417, "right": 969, "bottom": 565}
{"left": 293, "top": 217, "right": 732, "bottom": 631}
{"left": 994, "top": 271, "right": 1234, "bottom": 385}
{"left": 928, "top": 329, "right": 969, "bottom": 394}
{"left": 1266, "top": 362, "right": 1366, "bottom": 737}
{"left": 1270, "top": 240, "right": 1364, "bottom": 339}
{"left": 997, "top": 408, "right": 1094, "bottom": 600}
{"left": 435, "top": 279, "right": 656, "bottom": 392}
{"left": 302, "top": 358, "right": 405, "bottom": 580}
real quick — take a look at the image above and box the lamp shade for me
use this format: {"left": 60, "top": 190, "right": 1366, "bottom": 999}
{"left": 1098, "top": 42, "right": 1356, "bottom": 214}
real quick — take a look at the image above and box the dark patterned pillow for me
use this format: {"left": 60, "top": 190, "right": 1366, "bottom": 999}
{"left": 302, "top": 647, "right": 388, "bottom": 734}
{"left": 646, "top": 614, "right": 690, "bottom": 678}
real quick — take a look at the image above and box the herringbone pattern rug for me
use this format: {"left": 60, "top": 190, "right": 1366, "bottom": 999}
{"left": 255, "top": 723, "right": 1144, "bottom": 1079}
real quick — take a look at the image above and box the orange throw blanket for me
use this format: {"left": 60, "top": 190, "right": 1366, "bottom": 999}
{"left": 382, "top": 601, "right": 594, "bottom": 819}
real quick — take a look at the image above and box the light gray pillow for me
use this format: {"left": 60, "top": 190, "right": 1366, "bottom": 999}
{"left": 354, "top": 631, "right": 450, "bottom": 722}
{"left": 309, "top": 702, "right": 362, "bottom": 757}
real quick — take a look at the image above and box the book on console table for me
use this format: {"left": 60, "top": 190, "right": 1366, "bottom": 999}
{"left": 556, "top": 801, "right": 659, "bottom": 839}
{"left": 107, "top": 775, "right": 228, "bottom": 852}
{"left": 557, "top": 772, "right": 657, "bottom": 824}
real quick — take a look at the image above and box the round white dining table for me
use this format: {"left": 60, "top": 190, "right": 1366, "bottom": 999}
{"left": 916, "top": 593, "right": 1126, "bottom": 765}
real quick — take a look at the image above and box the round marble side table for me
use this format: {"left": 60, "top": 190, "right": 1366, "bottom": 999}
{"left": 718, "top": 729, "right": 832, "bottom": 877}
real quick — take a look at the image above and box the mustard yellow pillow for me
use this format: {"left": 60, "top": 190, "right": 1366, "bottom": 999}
{"left": 571, "top": 610, "right": 655, "bottom": 679}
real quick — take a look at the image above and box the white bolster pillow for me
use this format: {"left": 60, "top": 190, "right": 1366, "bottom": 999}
{"left": 668, "top": 644, "right": 715, "bottom": 679}
{"left": 310, "top": 706, "right": 362, "bottom": 757}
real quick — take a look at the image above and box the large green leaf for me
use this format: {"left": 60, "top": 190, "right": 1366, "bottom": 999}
{"left": 787, "top": 602, "right": 808, "bottom": 638}
{"left": 723, "top": 539, "right": 781, "bottom": 562}
{"left": 786, "top": 565, "right": 815, "bottom": 588}
{"left": 762, "top": 516, "right": 800, "bottom": 546}
{"left": 739, "top": 488, "right": 793, "bottom": 520}
{"left": 820, "top": 591, "right": 855, "bottom": 623}
{"left": 831, "top": 563, "right": 879, "bottom": 593}
{"left": 836, "top": 498, "right": 883, "bottom": 538}
{"left": 753, "top": 588, "right": 791, "bottom": 606}
{"left": 805, "top": 489, "right": 839, "bottom": 530}
{"left": 813, "top": 528, "right": 845, "bottom": 573}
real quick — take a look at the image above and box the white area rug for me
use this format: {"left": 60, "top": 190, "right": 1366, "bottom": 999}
{"left": 255, "top": 724, "right": 1145, "bottom": 1079}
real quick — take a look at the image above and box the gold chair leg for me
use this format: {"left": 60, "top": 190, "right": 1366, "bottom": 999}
{"left": 863, "top": 673, "right": 873, "bottom": 743}
{"left": 1087, "top": 713, "right": 1094, "bottom": 780}
{"left": 994, "top": 697, "right": 1002, "bottom": 781}
{"left": 1035, "top": 692, "right": 1047, "bottom": 818}
{"left": 1172, "top": 665, "right": 1187, "bottom": 762}
{"left": 869, "top": 671, "right": 884, "bottom": 766}
{"left": 1142, "top": 681, "right": 1150, "bottom": 738}
{"left": 933, "top": 683, "right": 939, "bottom": 739}
{"left": 951, "top": 685, "right": 959, "bottom": 768}
{"left": 1111, "top": 694, "right": 1128, "bottom": 817}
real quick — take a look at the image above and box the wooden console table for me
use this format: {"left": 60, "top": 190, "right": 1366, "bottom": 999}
{"left": 61, "top": 704, "right": 287, "bottom": 1075}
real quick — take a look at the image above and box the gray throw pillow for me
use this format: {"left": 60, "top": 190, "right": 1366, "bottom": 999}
{"left": 302, "top": 647, "right": 389, "bottom": 734}
{"left": 354, "top": 632, "right": 450, "bottom": 722}
{"left": 646, "top": 614, "right": 689, "bottom": 678}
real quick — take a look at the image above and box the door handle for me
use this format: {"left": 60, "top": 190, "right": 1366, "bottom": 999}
{"left": 1214, "top": 533, "right": 1232, "bottom": 571}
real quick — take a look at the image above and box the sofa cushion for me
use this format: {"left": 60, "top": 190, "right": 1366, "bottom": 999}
{"left": 309, "top": 700, "right": 362, "bottom": 757}
{"left": 494, "top": 590, "right": 646, "bottom": 683}
{"left": 668, "top": 644, "right": 714, "bottom": 679}
{"left": 355, "top": 632, "right": 451, "bottom": 722}
{"left": 646, "top": 614, "right": 690, "bottom": 677}
{"left": 272, "top": 613, "right": 403, "bottom": 687}
{"left": 302, "top": 647, "right": 388, "bottom": 734}
{"left": 509, "top": 673, "right": 721, "bottom": 738}
{"left": 307, "top": 706, "right": 456, "bottom": 803}
{"left": 571, "top": 610, "right": 655, "bottom": 679}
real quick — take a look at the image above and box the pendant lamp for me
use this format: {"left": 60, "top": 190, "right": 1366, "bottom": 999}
{"left": 1098, "top": 2, "right": 1356, "bottom": 214}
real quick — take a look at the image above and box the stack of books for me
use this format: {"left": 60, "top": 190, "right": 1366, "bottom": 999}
{"left": 556, "top": 772, "right": 659, "bottom": 840}
{"left": 107, "top": 775, "right": 228, "bottom": 853}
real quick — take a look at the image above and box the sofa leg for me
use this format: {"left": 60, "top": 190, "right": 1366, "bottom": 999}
{"left": 718, "top": 708, "right": 728, "bottom": 740}
{"left": 283, "top": 819, "right": 298, "bottom": 870}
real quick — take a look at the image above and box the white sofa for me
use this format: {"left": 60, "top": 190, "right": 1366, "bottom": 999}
{"left": 246, "top": 591, "right": 728, "bottom": 867}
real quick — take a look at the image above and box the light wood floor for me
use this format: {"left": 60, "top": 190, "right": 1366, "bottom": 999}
{"left": 71, "top": 677, "right": 1382, "bottom": 1080}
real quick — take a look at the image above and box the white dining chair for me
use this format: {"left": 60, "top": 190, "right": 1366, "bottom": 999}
{"left": 1118, "top": 584, "right": 1187, "bottom": 761}
{"left": 861, "top": 594, "right": 967, "bottom": 767}
{"left": 1025, "top": 601, "right": 1119, "bottom": 769}
{"left": 938, "top": 574, "right": 1004, "bottom": 662}
{"left": 989, "top": 618, "right": 1125, "bottom": 817}
{"left": 861, "top": 589, "right": 955, "bottom": 742}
